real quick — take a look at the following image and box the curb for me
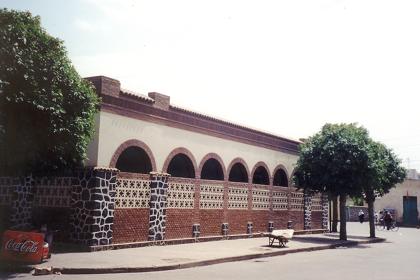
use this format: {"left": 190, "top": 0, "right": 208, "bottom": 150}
{"left": 45, "top": 237, "right": 385, "bottom": 275}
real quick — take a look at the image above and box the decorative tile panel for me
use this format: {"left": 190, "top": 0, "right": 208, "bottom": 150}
{"left": 228, "top": 186, "right": 248, "bottom": 209}
{"left": 167, "top": 182, "right": 195, "bottom": 209}
{"left": 290, "top": 192, "right": 304, "bottom": 210}
{"left": 252, "top": 188, "right": 270, "bottom": 210}
{"left": 272, "top": 191, "right": 288, "bottom": 210}
{"left": 115, "top": 178, "right": 151, "bottom": 208}
{"left": 33, "top": 177, "right": 73, "bottom": 208}
{"left": 311, "top": 194, "right": 323, "bottom": 211}
{"left": 200, "top": 184, "right": 224, "bottom": 209}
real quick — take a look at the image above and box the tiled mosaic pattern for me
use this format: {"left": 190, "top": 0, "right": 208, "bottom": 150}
{"left": 33, "top": 177, "right": 73, "bottom": 208}
{"left": 200, "top": 184, "right": 224, "bottom": 209}
{"left": 272, "top": 191, "right": 288, "bottom": 210}
{"left": 167, "top": 182, "right": 195, "bottom": 209}
{"left": 252, "top": 188, "right": 270, "bottom": 210}
{"left": 290, "top": 192, "right": 304, "bottom": 210}
{"left": 228, "top": 186, "right": 248, "bottom": 209}
{"left": 115, "top": 179, "right": 150, "bottom": 208}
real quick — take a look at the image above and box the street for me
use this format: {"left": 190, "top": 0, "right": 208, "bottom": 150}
{"left": 2, "top": 223, "right": 420, "bottom": 280}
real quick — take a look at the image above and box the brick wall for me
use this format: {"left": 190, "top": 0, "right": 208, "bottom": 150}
{"left": 92, "top": 174, "right": 322, "bottom": 242}
{"left": 199, "top": 210, "right": 224, "bottom": 236}
{"left": 311, "top": 211, "right": 323, "bottom": 229}
{"left": 289, "top": 210, "right": 305, "bottom": 230}
{"left": 165, "top": 209, "right": 196, "bottom": 239}
{"left": 226, "top": 210, "right": 250, "bottom": 234}
{"left": 113, "top": 209, "right": 149, "bottom": 243}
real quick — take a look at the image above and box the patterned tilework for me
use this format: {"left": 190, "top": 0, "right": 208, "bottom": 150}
{"left": 272, "top": 190, "right": 288, "bottom": 211}
{"left": 252, "top": 188, "right": 270, "bottom": 210}
{"left": 115, "top": 179, "right": 150, "bottom": 208}
{"left": 228, "top": 186, "right": 248, "bottom": 209}
{"left": 167, "top": 182, "right": 195, "bottom": 209}
{"left": 0, "top": 177, "right": 18, "bottom": 206}
{"left": 33, "top": 177, "right": 73, "bottom": 208}
{"left": 290, "top": 192, "right": 304, "bottom": 210}
{"left": 199, "top": 184, "right": 224, "bottom": 209}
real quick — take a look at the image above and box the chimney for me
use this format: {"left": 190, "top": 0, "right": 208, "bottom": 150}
{"left": 148, "top": 92, "right": 170, "bottom": 111}
{"left": 85, "top": 76, "right": 121, "bottom": 97}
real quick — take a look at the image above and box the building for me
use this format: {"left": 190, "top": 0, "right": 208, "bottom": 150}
{"left": 0, "top": 76, "right": 328, "bottom": 247}
{"left": 374, "top": 170, "right": 420, "bottom": 226}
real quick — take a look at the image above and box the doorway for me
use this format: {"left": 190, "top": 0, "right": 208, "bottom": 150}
{"left": 403, "top": 196, "right": 418, "bottom": 226}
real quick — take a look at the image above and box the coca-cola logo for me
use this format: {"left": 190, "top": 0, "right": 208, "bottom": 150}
{"left": 4, "top": 239, "right": 39, "bottom": 253}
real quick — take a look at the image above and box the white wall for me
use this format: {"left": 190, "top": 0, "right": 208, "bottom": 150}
{"left": 374, "top": 179, "right": 420, "bottom": 222}
{"left": 94, "top": 110, "right": 298, "bottom": 177}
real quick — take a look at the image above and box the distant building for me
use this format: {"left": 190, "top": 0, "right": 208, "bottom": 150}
{"left": 375, "top": 170, "right": 420, "bottom": 226}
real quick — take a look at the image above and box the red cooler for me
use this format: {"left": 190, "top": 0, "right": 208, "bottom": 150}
{"left": 1, "top": 230, "right": 48, "bottom": 264}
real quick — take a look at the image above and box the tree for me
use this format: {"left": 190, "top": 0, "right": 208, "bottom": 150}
{"left": 0, "top": 9, "right": 99, "bottom": 176}
{"left": 362, "top": 141, "right": 406, "bottom": 238}
{"left": 293, "top": 123, "right": 371, "bottom": 240}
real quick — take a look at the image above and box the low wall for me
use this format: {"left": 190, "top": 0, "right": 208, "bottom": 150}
{"left": 0, "top": 171, "right": 329, "bottom": 247}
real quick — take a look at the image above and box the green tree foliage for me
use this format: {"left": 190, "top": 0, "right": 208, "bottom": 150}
{"left": 0, "top": 9, "right": 99, "bottom": 176}
{"left": 293, "top": 123, "right": 371, "bottom": 240}
{"left": 362, "top": 141, "right": 406, "bottom": 237}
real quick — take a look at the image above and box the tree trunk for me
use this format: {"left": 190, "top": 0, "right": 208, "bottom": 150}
{"left": 339, "top": 194, "right": 347, "bottom": 240}
{"left": 332, "top": 195, "right": 338, "bottom": 232}
{"left": 366, "top": 192, "right": 376, "bottom": 238}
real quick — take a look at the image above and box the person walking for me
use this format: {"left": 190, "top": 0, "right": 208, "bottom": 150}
{"left": 358, "top": 209, "right": 365, "bottom": 223}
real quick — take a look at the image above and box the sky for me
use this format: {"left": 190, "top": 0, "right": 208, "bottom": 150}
{"left": 2, "top": 0, "right": 420, "bottom": 170}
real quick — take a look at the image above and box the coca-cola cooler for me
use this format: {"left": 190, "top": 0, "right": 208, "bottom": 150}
{"left": 1, "top": 230, "right": 49, "bottom": 264}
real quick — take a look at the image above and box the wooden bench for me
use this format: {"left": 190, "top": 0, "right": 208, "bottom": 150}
{"left": 268, "top": 229, "right": 294, "bottom": 247}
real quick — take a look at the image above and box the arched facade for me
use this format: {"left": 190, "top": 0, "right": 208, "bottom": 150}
{"left": 109, "top": 139, "right": 156, "bottom": 172}
{"left": 273, "top": 165, "right": 289, "bottom": 187}
{"left": 227, "top": 158, "right": 250, "bottom": 183}
{"left": 198, "top": 153, "right": 226, "bottom": 181}
{"left": 162, "top": 147, "right": 198, "bottom": 178}
{"left": 251, "top": 162, "right": 271, "bottom": 185}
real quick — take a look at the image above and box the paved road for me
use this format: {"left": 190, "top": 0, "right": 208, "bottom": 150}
{"left": 2, "top": 223, "right": 419, "bottom": 280}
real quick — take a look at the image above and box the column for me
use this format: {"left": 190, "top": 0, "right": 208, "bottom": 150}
{"left": 148, "top": 172, "right": 170, "bottom": 241}
{"left": 70, "top": 167, "right": 119, "bottom": 246}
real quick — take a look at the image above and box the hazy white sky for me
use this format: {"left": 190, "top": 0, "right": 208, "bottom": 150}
{"left": 3, "top": 0, "right": 420, "bottom": 170}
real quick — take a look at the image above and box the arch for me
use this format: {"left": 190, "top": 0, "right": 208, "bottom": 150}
{"left": 289, "top": 167, "right": 297, "bottom": 188}
{"left": 198, "top": 153, "right": 226, "bottom": 181}
{"left": 163, "top": 147, "right": 198, "bottom": 178}
{"left": 251, "top": 162, "right": 271, "bottom": 185}
{"left": 273, "top": 164, "right": 289, "bottom": 187}
{"left": 110, "top": 139, "right": 156, "bottom": 172}
{"left": 227, "top": 158, "right": 250, "bottom": 183}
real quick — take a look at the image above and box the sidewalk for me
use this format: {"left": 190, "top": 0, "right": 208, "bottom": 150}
{"left": 30, "top": 226, "right": 385, "bottom": 275}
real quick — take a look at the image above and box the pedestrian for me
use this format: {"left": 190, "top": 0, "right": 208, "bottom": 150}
{"left": 358, "top": 209, "right": 365, "bottom": 223}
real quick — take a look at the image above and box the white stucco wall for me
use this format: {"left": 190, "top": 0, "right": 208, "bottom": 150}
{"left": 93, "top": 110, "right": 298, "bottom": 178}
{"left": 374, "top": 179, "right": 420, "bottom": 222}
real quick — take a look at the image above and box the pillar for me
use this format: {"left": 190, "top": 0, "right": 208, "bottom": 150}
{"left": 321, "top": 193, "right": 329, "bottom": 230}
{"left": 303, "top": 191, "right": 312, "bottom": 230}
{"left": 70, "top": 167, "right": 119, "bottom": 246}
{"left": 148, "top": 172, "right": 170, "bottom": 241}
